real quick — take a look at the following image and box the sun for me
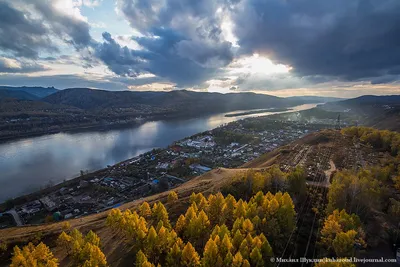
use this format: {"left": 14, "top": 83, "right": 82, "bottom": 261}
{"left": 232, "top": 54, "right": 291, "bottom": 75}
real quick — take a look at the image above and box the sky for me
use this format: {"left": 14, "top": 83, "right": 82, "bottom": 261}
{"left": 0, "top": 0, "right": 400, "bottom": 97}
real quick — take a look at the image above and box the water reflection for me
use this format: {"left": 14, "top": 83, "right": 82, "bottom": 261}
{"left": 0, "top": 104, "right": 317, "bottom": 202}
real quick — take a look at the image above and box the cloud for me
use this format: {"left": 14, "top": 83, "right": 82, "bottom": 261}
{"left": 232, "top": 0, "right": 400, "bottom": 82}
{"left": 94, "top": 29, "right": 230, "bottom": 87}
{"left": 0, "top": 57, "right": 48, "bottom": 73}
{"left": 0, "top": 72, "right": 165, "bottom": 91}
{"left": 107, "top": 0, "right": 235, "bottom": 86}
{"left": 0, "top": 0, "right": 94, "bottom": 59}
{"left": 30, "top": 0, "right": 94, "bottom": 49}
{"left": 0, "top": 1, "right": 57, "bottom": 58}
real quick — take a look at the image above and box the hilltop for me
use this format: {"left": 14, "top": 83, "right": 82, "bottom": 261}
{"left": 42, "top": 88, "right": 311, "bottom": 111}
{"left": 0, "top": 86, "right": 58, "bottom": 98}
{"left": 1, "top": 128, "right": 399, "bottom": 266}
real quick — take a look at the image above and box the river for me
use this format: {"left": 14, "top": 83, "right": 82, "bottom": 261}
{"left": 0, "top": 103, "right": 318, "bottom": 202}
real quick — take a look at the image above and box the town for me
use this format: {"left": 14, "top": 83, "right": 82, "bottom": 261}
{"left": 0, "top": 115, "right": 337, "bottom": 228}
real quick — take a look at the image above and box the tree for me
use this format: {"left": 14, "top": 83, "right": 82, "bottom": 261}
{"left": 175, "top": 215, "right": 186, "bottom": 235}
{"left": 202, "top": 238, "right": 220, "bottom": 267}
{"left": 181, "top": 242, "right": 200, "bottom": 267}
{"left": 166, "top": 240, "right": 183, "bottom": 267}
{"left": 57, "top": 231, "right": 72, "bottom": 254}
{"left": 80, "top": 243, "right": 108, "bottom": 267}
{"left": 332, "top": 230, "right": 357, "bottom": 257}
{"left": 139, "top": 202, "right": 152, "bottom": 218}
{"left": 137, "top": 250, "right": 155, "bottom": 267}
{"left": 85, "top": 230, "right": 100, "bottom": 247}
{"left": 61, "top": 221, "right": 71, "bottom": 232}
{"left": 152, "top": 202, "right": 171, "bottom": 229}
{"left": 167, "top": 191, "right": 179, "bottom": 204}
{"left": 321, "top": 210, "right": 364, "bottom": 257}
{"left": 250, "top": 247, "right": 264, "bottom": 267}
{"left": 11, "top": 242, "right": 59, "bottom": 267}
{"left": 287, "top": 166, "right": 306, "bottom": 197}
{"left": 207, "top": 192, "right": 226, "bottom": 225}
{"left": 232, "top": 252, "right": 243, "bottom": 267}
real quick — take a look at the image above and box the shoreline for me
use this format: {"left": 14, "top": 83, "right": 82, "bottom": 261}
{"left": 0, "top": 104, "right": 321, "bottom": 209}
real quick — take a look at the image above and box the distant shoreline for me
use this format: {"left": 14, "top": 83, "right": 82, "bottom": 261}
{"left": 225, "top": 108, "right": 291, "bottom": 117}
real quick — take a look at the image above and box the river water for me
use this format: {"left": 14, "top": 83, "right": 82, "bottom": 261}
{"left": 0, "top": 103, "right": 317, "bottom": 202}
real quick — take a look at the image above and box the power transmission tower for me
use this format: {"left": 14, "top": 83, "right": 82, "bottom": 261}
{"left": 335, "top": 114, "right": 341, "bottom": 130}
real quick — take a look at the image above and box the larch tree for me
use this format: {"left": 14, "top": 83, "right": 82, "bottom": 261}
{"left": 167, "top": 191, "right": 179, "bottom": 205}
{"left": 181, "top": 242, "right": 200, "bottom": 267}
{"left": 139, "top": 202, "right": 152, "bottom": 218}
{"left": 10, "top": 242, "right": 59, "bottom": 267}
{"left": 202, "top": 237, "right": 220, "bottom": 267}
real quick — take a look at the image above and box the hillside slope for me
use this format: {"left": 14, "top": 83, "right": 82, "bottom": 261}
{"left": 0, "top": 86, "right": 58, "bottom": 98}
{"left": 1, "top": 129, "right": 399, "bottom": 266}
{"left": 43, "top": 88, "right": 317, "bottom": 112}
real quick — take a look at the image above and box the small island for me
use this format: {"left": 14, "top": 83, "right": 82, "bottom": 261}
{"left": 225, "top": 107, "right": 292, "bottom": 117}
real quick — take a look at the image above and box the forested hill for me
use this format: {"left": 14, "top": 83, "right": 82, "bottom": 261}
{"left": 42, "top": 88, "right": 327, "bottom": 111}
{"left": 318, "top": 95, "right": 400, "bottom": 131}
{"left": 0, "top": 86, "right": 58, "bottom": 98}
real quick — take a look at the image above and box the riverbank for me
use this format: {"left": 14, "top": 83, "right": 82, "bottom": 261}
{"left": 225, "top": 108, "right": 291, "bottom": 117}
{"left": 0, "top": 114, "right": 329, "bottom": 226}
{"left": 0, "top": 103, "right": 321, "bottom": 206}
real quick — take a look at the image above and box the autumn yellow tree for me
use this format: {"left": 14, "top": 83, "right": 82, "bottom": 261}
{"left": 11, "top": 242, "right": 58, "bottom": 267}
{"left": 181, "top": 242, "right": 200, "bottom": 267}
{"left": 321, "top": 209, "right": 365, "bottom": 257}
{"left": 167, "top": 191, "right": 179, "bottom": 204}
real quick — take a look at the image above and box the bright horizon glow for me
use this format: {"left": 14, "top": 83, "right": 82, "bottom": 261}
{"left": 236, "top": 54, "right": 291, "bottom": 75}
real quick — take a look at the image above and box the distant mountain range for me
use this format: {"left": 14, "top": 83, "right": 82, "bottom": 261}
{"left": 0, "top": 86, "right": 58, "bottom": 98}
{"left": 42, "top": 88, "right": 340, "bottom": 111}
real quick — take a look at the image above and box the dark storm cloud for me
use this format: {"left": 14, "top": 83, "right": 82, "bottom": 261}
{"left": 95, "top": 29, "right": 229, "bottom": 86}
{"left": 0, "top": 1, "right": 57, "bottom": 58}
{"left": 94, "top": 32, "right": 142, "bottom": 77}
{"left": 0, "top": 1, "right": 93, "bottom": 59}
{"left": 111, "top": 0, "right": 234, "bottom": 86}
{"left": 232, "top": 0, "right": 400, "bottom": 81}
{"left": 30, "top": 0, "right": 93, "bottom": 49}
